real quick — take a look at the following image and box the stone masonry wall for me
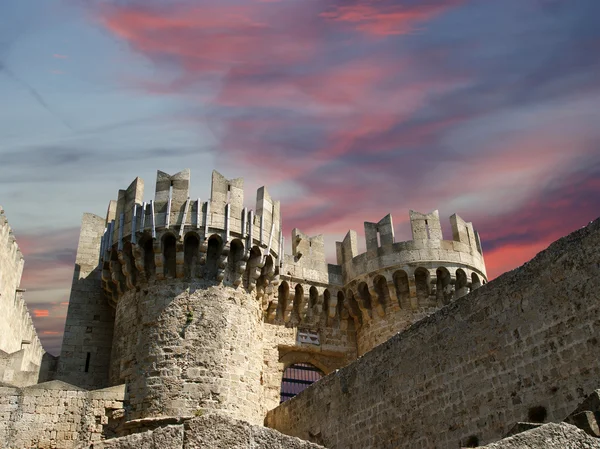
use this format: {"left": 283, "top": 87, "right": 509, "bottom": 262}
{"left": 90, "top": 414, "right": 323, "bottom": 449}
{"left": 266, "top": 217, "right": 600, "bottom": 448}
{"left": 0, "top": 207, "right": 45, "bottom": 386}
{"left": 0, "top": 380, "right": 125, "bottom": 449}
{"left": 261, "top": 322, "right": 356, "bottom": 415}
{"left": 57, "top": 213, "right": 115, "bottom": 390}
{"left": 109, "top": 280, "right": 265, "bottom": 425}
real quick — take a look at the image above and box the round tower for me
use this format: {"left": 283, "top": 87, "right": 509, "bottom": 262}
{"left": 101, "top": 169, "right": 282, "bottom": 424}
{"left": 336, "top": 210, "right": 487, "bottom": 355}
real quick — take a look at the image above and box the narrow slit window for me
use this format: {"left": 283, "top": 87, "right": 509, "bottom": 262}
{"left": 84, "top": 352, "right": 91, "bottom": 373}
{"left": 425, "top": 220, "right": 431, "bottom": 239}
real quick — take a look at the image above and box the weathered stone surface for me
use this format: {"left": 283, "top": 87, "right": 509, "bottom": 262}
{"left": 0, "top": 207, "right": 48, "bottom": 387}
{"left": 0, "top": 381, "right": 125, "bottom": 449}
{"left": 89, "top": 414, "right": 323, "bottom": 449}
{"left": 266, "top": 217, "right": 600, "bottom": 448}
{"left": 480, "top": 422, "right": 600, "bottom": 448}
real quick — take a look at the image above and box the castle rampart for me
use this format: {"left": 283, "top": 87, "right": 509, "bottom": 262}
{"left": 56, "top": 168, "right": 488, "bottom": 430}
{"left": 265, "top": 217, "right": 600, "bottom": 448}
{"left": 0, "top": 206, "right": 47, "bottom": 386}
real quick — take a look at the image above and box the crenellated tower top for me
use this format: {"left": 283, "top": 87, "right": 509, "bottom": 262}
{"left": 99, "top": 169, "right": 283, "bottom": 306}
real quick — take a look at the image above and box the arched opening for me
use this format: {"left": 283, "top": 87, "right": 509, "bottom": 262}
{"left": 309, "top": 286, "right": 319, "bottom": 308}
{"left": 455, "top": 268, "right": 468, "bottom": 299}
{"left": 280, "top": 363, "right": 324, "bottom": 403}
{"left": 226, "top": 238, "right": 244, "bottom": 283}
{"left": 337, "top": 291, "right": 345, "bottom": 324}
{"left": 393, "top": 270, "right": 410, "bottom": 309}
{"left": 414, "top": 268, "right": 430, "bottom": 307}
{"left": 294, "top": 284, "right": 305, "bottom": 321}
{"left": 163, "top": 234, "right": 177, "bottom": 278}
{"left": 346, "top": 290, "right": 362, "bottom": 325}
{"left": 244, "top": 246, "right": 262, "bottom": 288}
{"left": 471, "top": 272, "right": 482, "bottom": 291}
{"left": 323, "top": 289, "right": 331, "bottom": 321}
{"left": 277, "top": 281, "right": 290, "bottom": 322}
{"left": 436, "top": 267, "right": 452, "bottom": 305}
{"left": 373, "top": 275, "right": 390, "bottom": 311}
{"left": 357, "top": 282, "right": 372, "bottom": 311}
{"left": 184, "top": 233, "right": 200, "bottom": 278}
{"left": 143, "top": 238, "right": 155, "bottom": 279}
{"left": 205, "top": 235, "right": 222, "bottom": 280}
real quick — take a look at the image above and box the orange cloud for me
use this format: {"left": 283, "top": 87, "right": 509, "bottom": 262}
{"left": 52, "top": 54, "right": 68, "bottom": 59}
{"left": 33, "top": 309, "right": 50, "bottom": 318}
{"left": 43, "top": 331, "right": 61, "bottom": 335}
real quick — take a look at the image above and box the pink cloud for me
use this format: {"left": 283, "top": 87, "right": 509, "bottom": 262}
{"left": 52, "top": 53, "right": 68, "bottom": 59}
{"left": 320, "top": 0, "right": 464, "bottom": 36}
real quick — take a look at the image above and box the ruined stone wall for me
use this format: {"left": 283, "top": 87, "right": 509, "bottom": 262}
{"left": 57, "top": 213, "right": 115, "bottom": 390}
{"left": 0, "top": 381, "right": 124, "bottom": 449}
{"left": 266, "top": 217, "right": 600, "bottom": 448}
{"left": 110, "top": 281, "right": 265, "bottom": 425}
{"left": 90, "top": 414, "right": 323, "bottom": 449}
{"left": 0, "top": 207, "right": 45, "bottom": 386}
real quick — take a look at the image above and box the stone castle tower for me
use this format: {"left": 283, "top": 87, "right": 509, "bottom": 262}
{"left": 55, "top": 169, "right": 487, "bottom": 425}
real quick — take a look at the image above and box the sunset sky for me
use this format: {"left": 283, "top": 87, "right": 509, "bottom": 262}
{"left": 1, "top": 0, "right": 599, "bottom": 354}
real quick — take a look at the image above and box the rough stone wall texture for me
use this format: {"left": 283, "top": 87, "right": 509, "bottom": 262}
{"left": 261, "top": 322, "right": 356, "bottom": 415}
{"left": 109, "top": 281, "right": 265, "bottom": 424}
{"left": 266, "top": 217, "right": 600, "bottom": 448}
{"left": 0, "top": 207, "right": 45, "bottom": 386}
{"left": 57, "top": 213, "right": 115, "bottom": 390}
{"left": 90, "top": 414, "right": 324, "bottom": 449}
{"left": 480, "top": 422, "right": 600, "bottom": 448}
{"left": 0, "top": 381, "right": 125, "bottom": 449}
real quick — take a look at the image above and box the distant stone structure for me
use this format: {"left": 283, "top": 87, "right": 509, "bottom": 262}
{"left": 1, "top": 169, "right": 599, "bottom": 449}
{"left": 0, "top": 207, "right": 54, "bottom": 387}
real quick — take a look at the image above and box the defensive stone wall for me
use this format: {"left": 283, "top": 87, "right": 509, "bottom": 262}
{"left": 0, "top": 207, "right": 46, "bottom": 387}
{"left": 0, "top": 380, "right": 125, "bottom": 449}
{"left": 56, "top": 213, "right": 115, "bottom": 390}
{"left": 265, "top": 217, "right": 600, "bottom": 448}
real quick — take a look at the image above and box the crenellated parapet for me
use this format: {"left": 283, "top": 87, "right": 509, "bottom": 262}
{"left": 0, "top": 207, "right": 47, "bottom": 386}
{"left": 99, "top": 170, "right": 283, "bottom": 307}
{"left": 334, "top": 209, "right": 488, "bottom": 354}
{"left": 88, "top": 169, "right": 489, "bottom": 355}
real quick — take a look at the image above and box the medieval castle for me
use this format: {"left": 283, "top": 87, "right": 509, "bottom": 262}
{"left": 1, "top": 169, "right": 599, "bottom": 448}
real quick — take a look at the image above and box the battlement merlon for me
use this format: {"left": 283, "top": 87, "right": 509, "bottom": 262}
{"left": 364, "top": 213, "right": 394, "bottom": 253}
{"left": 409, "top": 210, "right": 443, "bottom": 240}
{"left": 101, "top": 169, "right": 282, "bottom": 259}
